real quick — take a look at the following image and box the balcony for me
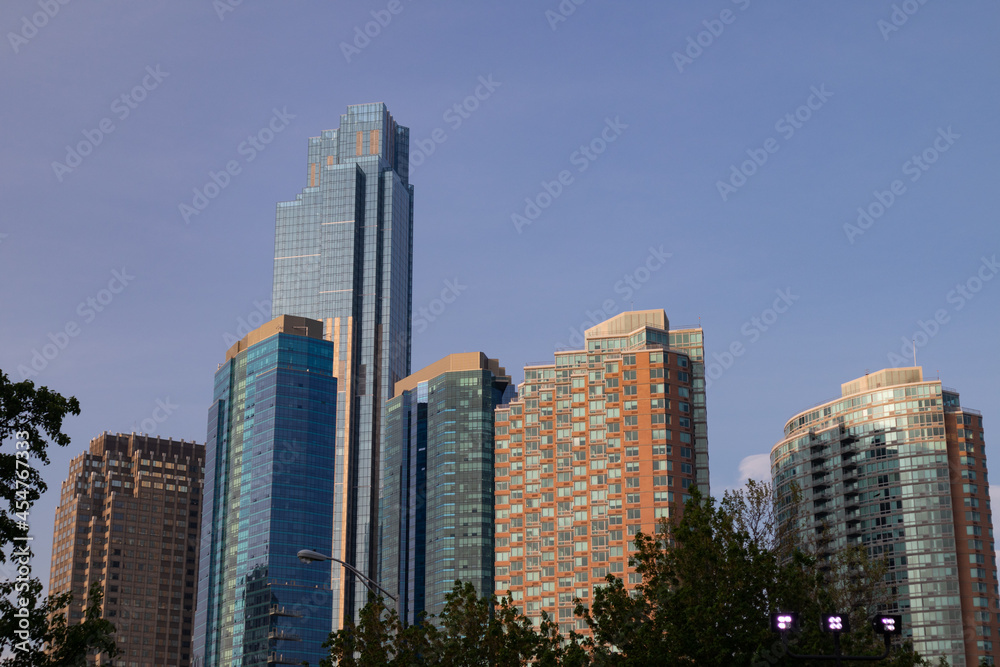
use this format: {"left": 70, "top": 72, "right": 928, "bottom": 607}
{"left": 268, "top": 605, "right": 303, "bottom": 618}
{"left": 839, "top": 427, "right": 858, "bottom": 446}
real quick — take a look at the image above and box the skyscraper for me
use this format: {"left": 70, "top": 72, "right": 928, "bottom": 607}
{"left": 47, "top": 432, "right": 204, "bottom": 666}
{"left": 193, "top": 316, "right": 337, "bottom": 667}
{"left": 271, "top": 102, "right": 413, "bottom": 626}
{"left": 771, "top": 367, "right": 997, "bottom": 666}
{"left": 493, "top": 310, "right": 708, "bottom": 634}
{"left": 379, "top": 353, "right": 513, "bottom": 625}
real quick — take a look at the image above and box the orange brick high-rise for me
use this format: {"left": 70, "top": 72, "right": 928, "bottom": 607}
{"left": 493, "top": 310, "right": 707, "bottom": 634}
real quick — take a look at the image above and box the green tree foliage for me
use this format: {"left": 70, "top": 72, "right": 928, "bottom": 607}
{"left": 579, "top": 486, "right": 928, "bottom": 666}
{"left": 0, "top": 370, "right": 117, "bottom": 664}
{"left": 322, "top": 582, "right": 555, "bottom": 666}
{"left": 319, "top": 482, "right": 933, "bottom": 666}
{"left": 0, "top": 580, "right": 119, "bottom": 666}
{"left": 0, "top": 370, "right": 80, "bottom": 558}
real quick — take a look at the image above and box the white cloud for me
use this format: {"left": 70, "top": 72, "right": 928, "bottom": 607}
{"left": 738, "top": 453, "right": 772, "bottom": 484}
{"left": 720, "top": 453, "right": 772, "bottom": 496}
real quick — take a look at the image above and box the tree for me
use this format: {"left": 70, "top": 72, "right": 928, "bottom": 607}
{"left": 0, "top": 370, "right": 117, "bottom": 664}
{"left": 321, "top": 582, "right": 569, "bottom": 666}
{"left": 321, "top": 593, "right": 434, "bottom": 667}
{"left": 577, "top": 487, "right": 930, "bottom": 666}
{"left": 319, "top": 483, "right": 933, "bottom": 665}
{"left": 1, "top": 370, "right": 80, "bottom": 560}
{"left": 0, "top": 580, "right": 118, "bottom": 666}
{"left": 577, "top": 489, "right": 786, "bottom": 665}
{"left": 428, "top": 582, "right": 541, "bottom": 666}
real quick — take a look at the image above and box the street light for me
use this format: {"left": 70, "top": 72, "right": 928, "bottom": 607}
{"left": 821, "top": 613, "right": 850, "bottom": 633}
{"left": 872, "top": 615, "right": 902, "bottom": 636}
{"left": 296, "top": 549, "right": 401, "bottom": 621}
{"left": 770, "top": 612, "right": 798, "bottom": 633}
{"left": 771, "top": 610, "right": 899, "bottom": 664}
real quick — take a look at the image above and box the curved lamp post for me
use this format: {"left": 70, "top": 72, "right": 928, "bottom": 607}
{"left": 296, "top": 549, "right": 401, "bottom": 621}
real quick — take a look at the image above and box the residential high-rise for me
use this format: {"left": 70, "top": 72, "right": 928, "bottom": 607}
{"left": 493, "top": 310, "right": 708, "bottom": 634}
{"left": 771, "top": 367, "right": 997, "bottom": 666}
{"left": 379, "top": 353, "right": 513, "bottom": 625}
{"left": 271, "top": 102, "right": 413, "bottom": 626}
{"left": 192, "top": 316, "right": 337, "bottom": 667}
{"left": 47, "top": 432, "right": 204, "bottom": 666}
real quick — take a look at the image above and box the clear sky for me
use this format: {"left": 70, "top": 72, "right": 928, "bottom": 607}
{"left": 2, "top": 1, "right": 999, "bottom": 594}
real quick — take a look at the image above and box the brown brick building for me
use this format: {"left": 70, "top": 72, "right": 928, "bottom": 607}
{"left": 47, "top": 432, "right": 204, "bottom": 666}
{"left": 493, "top": 310, "right": 707, "bottom": 634}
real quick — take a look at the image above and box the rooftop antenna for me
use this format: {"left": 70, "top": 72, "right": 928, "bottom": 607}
{"left": 912, "top": 340, "right": 917, "bottom": 367}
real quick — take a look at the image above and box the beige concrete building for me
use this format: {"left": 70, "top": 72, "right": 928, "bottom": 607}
{"left": 48, "top": 432, "right": 204, "bottom": 666}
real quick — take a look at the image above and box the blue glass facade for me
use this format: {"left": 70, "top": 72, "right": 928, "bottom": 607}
{"left": 271, "top": 103, "right": 412, "bottom": 627}
{"left": 193, "top": 325, "right": 336, "bottom": 666}
{"left": 380, "top": 359, "right": 512, "bottom": 625}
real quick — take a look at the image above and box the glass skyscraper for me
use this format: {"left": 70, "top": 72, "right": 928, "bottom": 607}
{"left": 193, "top": 316, "right": 337, "bottom": 667}
{"left": 771, "top": 367, "right": 998, "bottom": 666}
{"left": 271, "top": 103, "right": 413, "bottom": 627}
{"left": 379, "top": 353, "right": 513, "bottom": 625}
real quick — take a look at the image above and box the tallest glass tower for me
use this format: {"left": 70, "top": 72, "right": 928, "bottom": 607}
{"left": 271, "top": 103, "right": 413, "bottom": 628}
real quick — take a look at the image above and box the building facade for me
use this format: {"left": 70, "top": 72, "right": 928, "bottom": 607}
{"left": 192, "top": 316, "right": 337, "bottom": 667}
{"left": 47, "top": 432, "right": 204, "bottom": 666}
{"left": 271, "top": 102, "right": 413, "bottom": 627}
{"left": 771, "top": 367, "right": 997, "bottom": 666}
{"left": 379, "top": 353, "right": 513, "bottom": 625}
{"left": 493, "top": 310, "right": 708, "bottom": 634}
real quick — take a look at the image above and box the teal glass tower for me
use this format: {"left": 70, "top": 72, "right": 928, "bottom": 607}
{"left": 271, "top": 103, "right": 413, "bottom": 627}
{"left": 193, "top": 316, "right": 337, "bottom": 667}
{"left": 379, "top": 353, "right": 512, "bottom": 625}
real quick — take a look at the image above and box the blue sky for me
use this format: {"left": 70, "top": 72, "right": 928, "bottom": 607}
{"left": 2, "top": 1, "right": 999, "bottom": 593}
